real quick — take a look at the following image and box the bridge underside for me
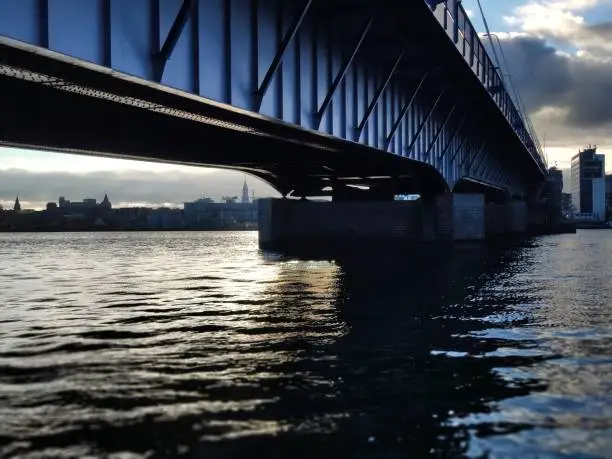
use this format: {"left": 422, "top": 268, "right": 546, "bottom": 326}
{"left": 0, "top": 39, "right": 448, "bottom": 199}
{"left": 0, "top": 0, "right": 547, "bottom": 199}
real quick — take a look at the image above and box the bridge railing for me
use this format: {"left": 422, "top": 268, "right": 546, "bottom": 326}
{"left": 426, "top": 0, "right": 547, "bottom": 172}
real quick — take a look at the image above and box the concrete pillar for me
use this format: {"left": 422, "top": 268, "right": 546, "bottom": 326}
{"left": 526, "top": 202, "right": 548, "bottom": 235}
{"left": 435, "top": 193, "right": 485, "bottom": 241}
{"left": 485, "top": 201, "right": 527, "bottom": 236}
{"left": 258, "top": 195, "right": 487, "bottom": 250}
{"left": 258, "top": 198, "right": 426, "bottom": 250}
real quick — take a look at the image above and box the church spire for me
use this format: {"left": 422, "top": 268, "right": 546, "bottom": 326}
{"left": 13, "top": 195, "right": 21, "bottom": 212}
{"left": 100, "top": 192, "right": 112, "bottom": 209}
{"left": 241, "top": 177, "right": 250, "bottom": 203}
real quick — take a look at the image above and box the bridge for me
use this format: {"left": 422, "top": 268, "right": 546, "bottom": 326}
{"left": 0, "top": 0, "right": 553, "bottom": 246}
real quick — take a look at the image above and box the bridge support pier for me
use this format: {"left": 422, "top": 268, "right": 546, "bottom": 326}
{"left": 258, "top": 194, "right": 487, "bottom": 250}
{"left": 258, "top": 198, "right": 426, "bottom": 250}
{"left": 434, "top": 194, "right": 485, "bottom": 241}
{"left": 485, "top": 201, "right": 527, "bottom": 237}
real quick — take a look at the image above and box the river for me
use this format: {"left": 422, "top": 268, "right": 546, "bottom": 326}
{"left": 1, "top": 231, "right": 611, "bottom": 458}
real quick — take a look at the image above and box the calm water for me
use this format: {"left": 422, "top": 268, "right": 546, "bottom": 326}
{"left": 1, "top": 231, "right": 611, "bottom": 458}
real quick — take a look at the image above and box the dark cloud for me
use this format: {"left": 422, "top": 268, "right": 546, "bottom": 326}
{"left": 0, "top": 169, "right": 278, "bottom": 209}
{"left": 498, "top": 34, "right": 612, "bottom": 129}
{"left": 585, "top": 21, "right": 612, "bottom": 40}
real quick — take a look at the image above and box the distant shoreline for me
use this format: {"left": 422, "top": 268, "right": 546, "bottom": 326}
{"left": 0, "top": 228, "right": 258, "bottom": 233}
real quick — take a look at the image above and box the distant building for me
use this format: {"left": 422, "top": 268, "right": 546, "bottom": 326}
{"left": 241, "top": 179, "right": 250, "bottom": 204}
{"left": 13, "top": 196, "right": 21, "bottom": 212}
{"left": 58, "top": 194, "right": 113, "bottom": 213}
{"left": 183, "top": 195, "right": 257, "bottom": 230}
{"left": 100, "top": 193, "right": 112, "bottom": 210}
{"left": 547, "top": 167, "right": 564, "bottom": 219}
{"left": 570, "top": 146, "right": 606, "bottom": 221}
{"left": 147, "top": 208, "right": 184, "bottom": 229}
{"left": 606, "top": 174, "right": 612, "bottom": 221}
{"left": 561, "top": 193, "right": 573, "bottom": 218}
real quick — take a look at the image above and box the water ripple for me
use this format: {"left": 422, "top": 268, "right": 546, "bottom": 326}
{"left": 0, "top": 231, "right": 612, "bottom": 458}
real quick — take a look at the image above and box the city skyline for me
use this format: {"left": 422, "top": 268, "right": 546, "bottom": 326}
{"left": 0, "top": 155, "right": 279, "bottom": 210}
{"left": 1, "top": 0, "right": 611, "bottom": 207}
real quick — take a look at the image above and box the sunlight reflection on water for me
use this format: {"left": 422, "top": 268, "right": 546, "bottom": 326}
{"left": 0, "top": 230, "right": 611, "bottom": 458}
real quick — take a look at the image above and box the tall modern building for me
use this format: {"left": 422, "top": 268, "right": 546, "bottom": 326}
{"left": 606, "top": 174, "right": 612, "bottom": 221}
{"left": 571, "top": 146, "right": 606, "bottom": 221}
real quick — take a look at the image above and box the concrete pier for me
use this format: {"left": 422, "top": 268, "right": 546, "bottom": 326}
{"left": 258, "top": 199, "right": 425, "bottom": 249}
{"left": 258, "top": 194, "right": 487, "bottom": 250}
{"left": 485, "top": 201, "right": 527, "bottom": 236}
{"left": 435, "top": 194, "right": 485, "bottom": 241}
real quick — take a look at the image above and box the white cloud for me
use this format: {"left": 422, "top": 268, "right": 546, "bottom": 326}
{"left": 503, "top": 2, "right": 586, "bottom": 37}
{"left": 488, "top": 0, "right": 612, "bottom": 167}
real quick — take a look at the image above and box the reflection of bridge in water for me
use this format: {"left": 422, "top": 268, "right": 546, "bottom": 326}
{"left": 0, "top": 0, "right": 557, "bottom": 246}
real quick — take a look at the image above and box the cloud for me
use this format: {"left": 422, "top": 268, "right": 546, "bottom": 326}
{"left": 502, "top": 0, "right": 612, "bottom": 52}
{"left": 498, "top": 35, "right": 612, "bottom": 128}
{"left": 0, "top": 169, "right": 278, "bottom": 210}
{"left": 485, "top": 0, "right": 612, "bottom": 166}
{"left": 493, "top": 34, "right": 612, "bottom": 166}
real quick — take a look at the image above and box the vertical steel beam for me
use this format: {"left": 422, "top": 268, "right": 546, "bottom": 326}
{"left": 355, "top": 51, "right": 404, "bottom": 140}
{"left": 326, "top": 22, "right": 333, "bottom": 132}
{"left": 469, "top": 25, "right": 475, "bottom": 67}
{"left": 253, "top": 0, "right": 313, "bottom": 111}
{"left": 452, "top": 0, "right": 459, "bottom": 44}
{"left": 405, "top": 89, "right": 444, "bottom": 156}
{"left": 101, "top": 0, "right": 112, "bottom": 67}
{"left": 311, "top": 18, "right": 318, "bottom": 121}
{"left": 384, "top": 72, "right": 428, "bottom": 151}
{"left": 314, "top": 16, "right": 374, "bottom": 129}
{"left": 223, "top": 0, "right": 232, "bottom": 103}
{"left": 153, "top": 0, "right": 197, "bottom": 82}
{"left": 294, "top": 26, "right": 302, "bottom": 124}
{"left": 191, "top": 0, "right": 200, "bottom": 94}
{"left": 151, "top": 0, "right": 161, "bottom": 72}
{"left": 425, "top": 105, "right": 455, "bottom": 159}
{"left": 276, "top": 0, "right": 285, "bottom": 119}
{"left": 38, "top": 0, "right": 49, "bottom": 48}
{"left": 250, "top": 0, "right": 259, "bottom": 103}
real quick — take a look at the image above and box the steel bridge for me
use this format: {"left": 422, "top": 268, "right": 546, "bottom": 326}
{"left": 0, "top": 0, "right": 547, "bottom": 201}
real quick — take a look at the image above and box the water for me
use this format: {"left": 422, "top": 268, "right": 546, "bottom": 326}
{"left": 0, "top": 231, "right": 611, "bottom": 458}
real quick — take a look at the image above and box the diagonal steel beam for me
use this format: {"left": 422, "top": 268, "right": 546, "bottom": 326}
{"left": 463, "top": 139, "right": 488, "bottom": 172}
{"left": 314, "top": 16, "right": 374, "bottom": 129}
{"left": 253, "top": 0, "right": 313, "bottom": 111}
{"left": 355, "top": 51, "right": 404, "bottom": 140}
{"left": 450, "top": 120, "right": 480, "bottom": 164}
{"left": 384, "top": 72, "right": 428, "bottom": 151}
{"left": 153, "top": 0, "right": 197, "bottom": 82}
{"left": 405, "top": 89, "right": 444, "bottom": 157}
{"left": 474, "top": 148, "right": 492, "bottom": 176}
{"left": 450, "top": 136, "right": 469, "bottom": 164}
{"left": 437, "top": 115, "right": 466, "bottom": 161}
{"left": 424, "top": 105, "right": 456, "bottom": 160}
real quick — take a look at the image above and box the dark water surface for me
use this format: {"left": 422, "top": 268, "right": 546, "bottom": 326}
{"left": 1, "top": 231, "right": 611, "bottom": 458}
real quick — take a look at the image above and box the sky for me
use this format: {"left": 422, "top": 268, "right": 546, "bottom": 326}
{"left": 2, "top": 0, "right": 612, "bottom": 209}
